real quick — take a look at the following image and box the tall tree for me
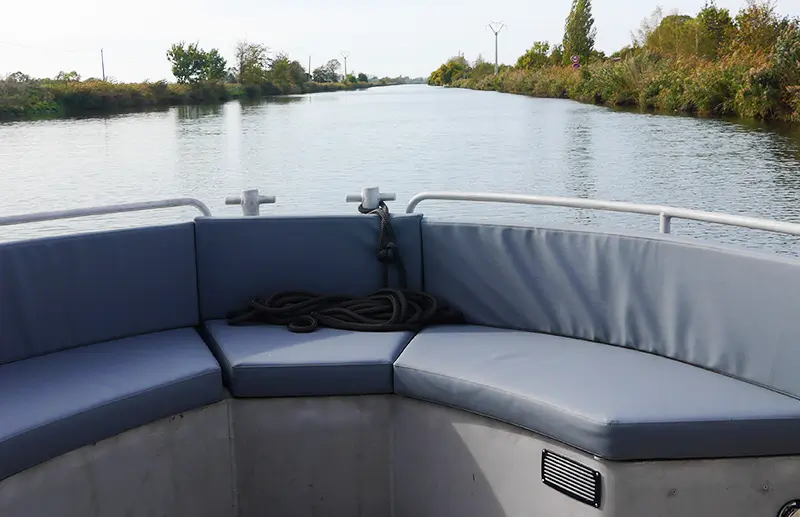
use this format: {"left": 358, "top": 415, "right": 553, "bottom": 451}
{"left": 732, "top": 0, "right": 782, "bottom": 55}
{"left": 313, "top": 59, "right": 342, "bottom": 83}
{"left": 516, "top": 41, "right": 551, "bottom": 70}
{"left": 204, "top": 49, "right": 227, "bottom": 82}
{"left": 562, "top": 0, "right": 597, "bottom": 64}
{"left": 234, "top": 41, "right": 269, "bottom": 85}
{"left": 696, "top": 0, "right": 734, "bottom": 59}
{"left": 166, "top": 42, "right": 208, "bottom": 84}
{"left": 166, "top": 42, "right": 226, "bottom": 83}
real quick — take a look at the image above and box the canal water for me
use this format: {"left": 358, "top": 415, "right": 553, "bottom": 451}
{"left": 1, "top": 84, "right": 799, "bottom": 254}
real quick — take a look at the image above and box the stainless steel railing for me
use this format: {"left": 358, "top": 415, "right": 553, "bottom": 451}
{"left": 0, "top": 198, "right": 212, "bottom": 227}
{"left": 405, "top": 191, "right": 800, "bottom": 237}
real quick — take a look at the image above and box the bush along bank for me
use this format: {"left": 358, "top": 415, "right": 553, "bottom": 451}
{"left": 1, "top": 40, "right": 408, "bottom": 120}
{"left": 0, "top": 77, "right": 377, "bottom": 119}
{"left": 429, "top": 0, "right": 800, "bottom": 122}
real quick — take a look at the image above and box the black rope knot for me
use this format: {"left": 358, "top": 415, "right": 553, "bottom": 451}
{"left": 378, "top": 242, "right": 397, "bottom": 264}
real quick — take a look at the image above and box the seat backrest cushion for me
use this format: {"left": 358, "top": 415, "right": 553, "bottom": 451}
{"left": 421, "top": 220, "right": 800, "bottom": 399}
{"left": 0, "top": 223, "right": 200, "bottom": 365}
{"left": 195, "top": 214, "right": 422, "bottom": 320}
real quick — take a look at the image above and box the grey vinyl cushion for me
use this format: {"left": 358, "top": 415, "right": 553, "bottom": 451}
{"left": 0, "top": 328, "right": 223, "bottom": 481}
{"left": 0, "top": 223, "right": 200, "bottom": 365}
{"left": 420, "top": 220, "right": 800, "bottom": 400}
{"left": 194, "top": 214, "right": 423, "bottom": 320}
{"left": 204, "top": 320, "right": 413, "bottom": 397}
{"left": 394, "top": 325, "right": 800, "bottom": 460}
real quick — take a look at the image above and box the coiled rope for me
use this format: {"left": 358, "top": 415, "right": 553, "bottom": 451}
{"left": 227, "top": 201, "right": 463, "bottom": 333}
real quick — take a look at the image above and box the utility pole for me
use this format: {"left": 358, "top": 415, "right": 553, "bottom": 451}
{"left": 101, "top": 48, "right": 106, "bottom": 81}
{"left": 340, "top": 51, "right": 350, "bottom": 79}
{"left": 487, "top": 22, "right": 506, "bottom": 74}
{"left": 308, "top": 55, "right": 312, "bottom": 80}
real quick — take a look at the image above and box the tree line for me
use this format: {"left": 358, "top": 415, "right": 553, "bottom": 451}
{"left": 0, "top": 41, "right": 424, "bottom": 119}
{"left": 166, "top": 40, "right": 376, "bottom": 93}
{"left": 429, "top": 0, "right": 800, "bottom": 122}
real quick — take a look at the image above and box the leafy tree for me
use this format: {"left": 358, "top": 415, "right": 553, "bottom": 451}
{"left": 288, "top": 61, "right": 308, "bottom": 85}
{"left": 346, "top": 74, "right": 358, "bottom": 84}
{"left": 696, "top": 0, "right": 734, "bottom": 59}
{"left": 357, "top": 72, "right": 369, "bottom": 82}
{"left": 634, "top": 6, "right": 664, "bottom": 47}
{"left": 269, "top": 54, "right": 293, "bottom": 90}
{"left": 646, "top": 13, "right": 697, "bottom": 58}
{"left": 517, "top": 41, "right": 551, "bottom": 69}
{"left": 166, "top": 42, "right": 208, "bottom": 84}
{"left": 549, "top": 44, "right": 565, "bottom": 65}
{"left": 234, "top": 40, "right": 269, "bottom": 85}
{"left": 166, "top": 42, "right": 227, "bottom": 83}
{"left": 54, "top": 71, "right": 81, "bottom": 82}
{"left": 470, "top": 55, "right": 495, "bottom": 79}
{"left": 563, "top": 0, "right": 596, "bottom": 64}
{"left": 774, "top": 20, "right": 800, "bottom": 87}
{"left": 312, "top": 59, "right": 342, "bottom": 82}
{"left": 428, "top": 55, "right": 470, "bottom": 85}
{"left": 731, "top": 0, "right": 782, "bottom": 54}
{"left": 204, "top": 49, "right": 227, "bottom": 82}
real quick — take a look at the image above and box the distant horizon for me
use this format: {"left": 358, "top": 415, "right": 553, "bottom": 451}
{"left": 2, "top": 0, "right": 798, "bottom": 83}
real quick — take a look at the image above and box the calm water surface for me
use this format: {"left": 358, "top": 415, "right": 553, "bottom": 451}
{"left": 2, "top": 85, "right": 800, "bottom": 255}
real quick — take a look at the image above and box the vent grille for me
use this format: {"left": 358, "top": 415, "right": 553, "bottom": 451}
{"left": 541, "top": 449, "right": 602, "bottom": 508}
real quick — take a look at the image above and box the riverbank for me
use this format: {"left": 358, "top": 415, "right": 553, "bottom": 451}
{"left": 445, "top": 53, "right": 800, "bottom": 123}
{"left": 429, "top": 1, "right": 800, "bottom": 123}
{"left": 0, "top": 78, "right": 386, "bottom": 120}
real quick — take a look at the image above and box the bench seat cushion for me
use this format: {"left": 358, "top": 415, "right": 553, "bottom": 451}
{"left": 204, "top": 320, "right": 414, "bottom": 397}
{"left": 0, "top": 328, "right": 223, "bottom": 481}
{"left": 394, "top": 325, "right": 800, "bottom": 461}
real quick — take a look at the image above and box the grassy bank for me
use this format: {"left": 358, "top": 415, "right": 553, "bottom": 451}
{"left": 0, "top": 77, "right": 381, "bottom": 120}
{"left": 429, "top": 0, "right": 800, "bottom": 123}
{"left": 450, "top": 50, "right": 800, "bottom": 122}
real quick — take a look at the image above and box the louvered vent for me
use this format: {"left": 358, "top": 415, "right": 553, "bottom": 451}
{"left": 541, "top": 449, "right": 602, "bottom": 508}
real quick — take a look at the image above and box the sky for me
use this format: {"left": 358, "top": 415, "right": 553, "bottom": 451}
{"left": 1, "top": 0, "right": 799, "bottom": 83}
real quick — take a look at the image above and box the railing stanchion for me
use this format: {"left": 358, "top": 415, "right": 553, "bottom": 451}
{"left": 659, "top": 213, "right": 672, "bottom": 234}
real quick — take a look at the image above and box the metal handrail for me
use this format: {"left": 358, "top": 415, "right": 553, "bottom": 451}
{"left": 0, "top": 198, "right": 212, "bottom": 227}
{"left": 405, "top": 191, "right": 800, "bottom": 237}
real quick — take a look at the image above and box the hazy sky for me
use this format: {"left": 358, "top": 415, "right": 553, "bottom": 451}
{"left": 2, "top": 0, "right": 799, "bottom": 82}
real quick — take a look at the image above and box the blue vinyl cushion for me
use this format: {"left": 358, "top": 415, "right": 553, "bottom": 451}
{"left": 420, "top": 221, "right": 800, "bottom": 400}
{"left": 0, "top": 223, "right": 200, "bottom": 365}
{"left": 0, "top": 328, "right": 223, "bottom": 480}
{"left": 204, "top": 320, "right": 413, "bottom": 397}
{"left": 194, "top": 215, "right": 423, "bottom": 320}
{"left": 394, "top": 325, "right": 800, "bottom": 461}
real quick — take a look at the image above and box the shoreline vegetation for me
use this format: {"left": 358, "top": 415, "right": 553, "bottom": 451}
{"left": 0, "top": 40, "right": 424, "bottom": 120}
{"left": 429, "top": 0, "right": 800, "bottom": 123}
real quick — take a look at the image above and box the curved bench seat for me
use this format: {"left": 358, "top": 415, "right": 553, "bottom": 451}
{"left": 0, "top": 328, "right": 223, "bottom": 481}
{"left": 394, "top": 325, "right": 800, "bottom": 461}
{"left": 204, "top": 320, "right": 413, "bottom": 397}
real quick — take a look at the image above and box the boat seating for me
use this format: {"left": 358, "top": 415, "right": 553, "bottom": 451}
{"left": 204, "top": 322, "right": 413, "bottom": 397}
{"left": 0, "top": 224, "right": 224, "bottom": 480}
{"left": 407, "top": 220, "right": 800, "bottom": 460}
{"left": 194, "top": 215, "right": 423, "bottom": 397}
{"left": 396, "top": 325, "right": 800, "bottom": 460}
{"left": 3, "top": 211, "right": 800, "bottom": 516}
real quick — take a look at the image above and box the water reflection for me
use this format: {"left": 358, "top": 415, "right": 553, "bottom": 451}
{"left": 176, "top": 103, "right": 223, "bottom": 120}
{"left": 561, "top": 107, "right": 597, "bottom": 226}
{"left": 1, "top": 85, "right": 799, "bottom": 255}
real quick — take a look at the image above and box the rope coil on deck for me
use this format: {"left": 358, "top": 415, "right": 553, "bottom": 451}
{"left": 227, "top": 201, "right": 463, "bottom": 333}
